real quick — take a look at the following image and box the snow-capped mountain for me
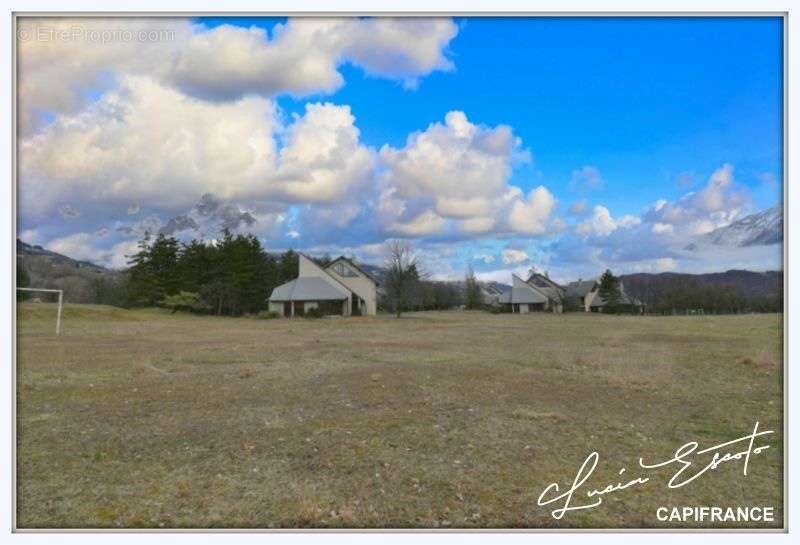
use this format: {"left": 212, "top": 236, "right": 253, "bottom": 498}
{"left": 700, "top": 206, "right": 783, "bottom": 248}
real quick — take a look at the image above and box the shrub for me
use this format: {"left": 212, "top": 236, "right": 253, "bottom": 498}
{"left": 158, "top": 291, "right": 211, "bottom": 314}
{"left": 257, "top": 310, "right": 280, "bottom": 320}
{"left": 304, "top": 307, "right": 324, "bottom": 319}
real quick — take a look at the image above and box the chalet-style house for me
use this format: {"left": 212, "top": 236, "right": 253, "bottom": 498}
{"left": 526, "top": 271, "right": 565, "bottom": 311}
{"left": 498, "top": 271, "right": 641, "bottom": 313}
{"left": 268, "top": 254, "right": 377, "bottom": 317}
{"left": 563, "top": 279, "right": 599, "bottom": 311}
{"left": 564, "top": 277, "right": 640, "bottom": 312}
{"left": 498, "top": 272, "right": 564, "bottom": 313}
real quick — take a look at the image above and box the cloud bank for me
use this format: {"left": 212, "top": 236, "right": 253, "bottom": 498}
{"left": 17, "top": 18, "right": 779, "bottom": 279}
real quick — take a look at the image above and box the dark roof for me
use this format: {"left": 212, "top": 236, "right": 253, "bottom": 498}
{"left": 565, "top": 279, "right": 597, "bottom": 298}
{"left": 527, "top": 272, "right": 564, "bottom": 291}
{"left": 481, "top": 283, "right": 507, "bottom": 296}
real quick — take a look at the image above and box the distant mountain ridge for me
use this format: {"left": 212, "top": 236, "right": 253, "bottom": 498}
{"left": 17, "top": 239, "right": 123, "bottom": 303}
{"left": 621, "top": 269, "right": 782, "bottom": 300}
{"left": 17, "top": 239, "right": 108, "bottom": 271}
{"left": 689, "top": 205, "right": 782, "bottom": 250}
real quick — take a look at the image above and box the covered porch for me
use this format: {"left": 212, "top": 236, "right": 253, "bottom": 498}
{"left": 268, "top": 277, "right": 350, "bottom": 317}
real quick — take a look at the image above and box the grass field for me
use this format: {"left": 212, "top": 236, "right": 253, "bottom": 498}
{"left": 16, "top": 303, "right": 784, "bottom": 529}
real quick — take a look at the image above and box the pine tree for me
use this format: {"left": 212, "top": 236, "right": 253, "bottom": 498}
{"left": 278, "top": 250, "right": 299, "bottom": 284}
{"left": 123, "top": 231, "right": 315, "bottom": 316}
{"left": 126, "top": 233, "right": 180, "bottom": 306}
{"left": 597, "top": 269, "right": 622, "bottom": 313}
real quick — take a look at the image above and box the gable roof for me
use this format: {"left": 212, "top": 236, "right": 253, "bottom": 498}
{"left": 499, "top": 275, "right": 548, "bottom": 304}
{"left": 327, "top": 256, "right": 379, "bottom": 285}
{"left": 290, "top": 252, "right": 358, "bottom": 297}
{"left": 527, "top": 272, "right": 564, "bottom": 291}
{"left": 297, "top": 252, "right": 358, "bottom": 292}
{"left": 499, "top": 286, "right": 548, "bottom": 304}
{"left": 269, "top": 277, "right": 349, "bottom": 302}
{"left": 481, "top": 283, "right": 507, "bottom": 296}
{"left": 565, "top": 279, "right": 598, "bottom": 298}
{"left": 588, "top": 284, "right": 641, "bottom": 307}
{"left": 526, "top": 281, "right": 562, "bottom": 302}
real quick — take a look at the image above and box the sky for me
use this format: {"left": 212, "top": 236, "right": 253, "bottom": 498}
{"left": 16, "top": 16, "right": 783, "bottom": 282}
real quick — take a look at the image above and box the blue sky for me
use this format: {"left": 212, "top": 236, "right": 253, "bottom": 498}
{"left": 17, "top": 16, "right": 783, "bottom": 280}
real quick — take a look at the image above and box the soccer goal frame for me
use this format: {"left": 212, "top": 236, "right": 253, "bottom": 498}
{"left": 17, "top": 287, "right": 63, "bottom": 336}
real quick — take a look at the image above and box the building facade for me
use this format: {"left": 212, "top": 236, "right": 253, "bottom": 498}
{"left": 268, "top": 254, "right": 378, "bottom": 317}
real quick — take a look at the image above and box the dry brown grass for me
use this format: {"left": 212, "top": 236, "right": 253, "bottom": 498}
{"left": 16, "top": 304, "right": 783, "bottom": 529}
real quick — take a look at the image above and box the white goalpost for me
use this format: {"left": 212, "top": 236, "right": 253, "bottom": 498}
{"left": 17, "top": 287, "right": 64, "bottom": 336}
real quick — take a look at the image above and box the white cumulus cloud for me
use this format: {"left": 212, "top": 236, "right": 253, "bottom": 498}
{"left": 389, "top": 209, "right": 446, "bottom": 236}
{"left": 644, "top": 163, "right": 747, "bottom": 234}
{"left": 507, "top": 186, "right": 557, "bottom": 235}
{"left": 18, "top": 17, "right": 458, "bottom": 132}
{"left": 19, "top": 77, "right": 376, "bottom": 222}
{"left": 378, "top": 110, "right": 560, "bottom": 238}
{"left": 652, "top": 222, "right": 675, "bottom": 235}
{"left": 501, "top": 248, "right": 529, "bottom": 265}
{"left": 575, "top": 205, "right": 640, "bottom": 237}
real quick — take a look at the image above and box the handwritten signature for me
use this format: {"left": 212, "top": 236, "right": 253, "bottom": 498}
{"left": 537, "top": 421, "right": 773, "bottom": 519}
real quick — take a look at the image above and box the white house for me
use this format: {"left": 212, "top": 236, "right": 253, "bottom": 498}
{"left": 498, "top": 274, "right": 549, "bottom": 313}
{"left": 268, "top": 254, "right": 378, "bottom": 317}
{"left": 497, "top": 273, "right": 565, "bottom": 313}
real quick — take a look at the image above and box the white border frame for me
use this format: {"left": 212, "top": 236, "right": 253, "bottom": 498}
{"left": 3, "top": 2, "right": 795, "bottom": 543}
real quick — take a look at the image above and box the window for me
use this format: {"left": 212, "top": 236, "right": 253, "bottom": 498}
{"left": 332, "top": 262, "right": 357, "bottom": 277}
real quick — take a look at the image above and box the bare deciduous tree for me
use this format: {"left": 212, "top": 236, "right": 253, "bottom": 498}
{"left": 383, "top": 240, "right": 424, "bottom": 317}
{"left": 464, "top": 264, "right": 483, "bottom": 310}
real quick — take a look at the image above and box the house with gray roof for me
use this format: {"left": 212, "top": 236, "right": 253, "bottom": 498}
{"left": 525, "top": 271, "right": 565, "bottom": 312}
{"left": 585, "top": 281, "right": 640, "bottom": 312}
{"left": 498, "top": 274, "right": 552, "bottom": 313}
{"left": 564, "top": 279, "right": 599, "bottom": 311}
{"left": 268, "top": 254, "right": 377, "bottom": 317}
{"left": 495, "top": 272, "right": 566, "bottom": 313}
{"left": 564, "top": 278, "right": 641, "bottom": 312}
{"left": 498, "top": 270, "right": 641, "bottom": 314}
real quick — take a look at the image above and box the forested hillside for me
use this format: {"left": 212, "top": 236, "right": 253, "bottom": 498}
{"left": 621, "top": 270, "right": 782, "bottom": 313}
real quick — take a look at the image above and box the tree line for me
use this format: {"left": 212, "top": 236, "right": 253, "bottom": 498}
{"left": 18, "top": 232, "right": 782, "bottom": 316}
{"left": 128, "top": 235, "right": 465, "bottom": 316}
{"left": 623, "top": 274, "right": 783, "bottom": 315}
{"left": 125, "top": 231, "right": 299, "bottom": 316}
{"left": 580, "top": 268, "right": 782, "bottom": 315}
